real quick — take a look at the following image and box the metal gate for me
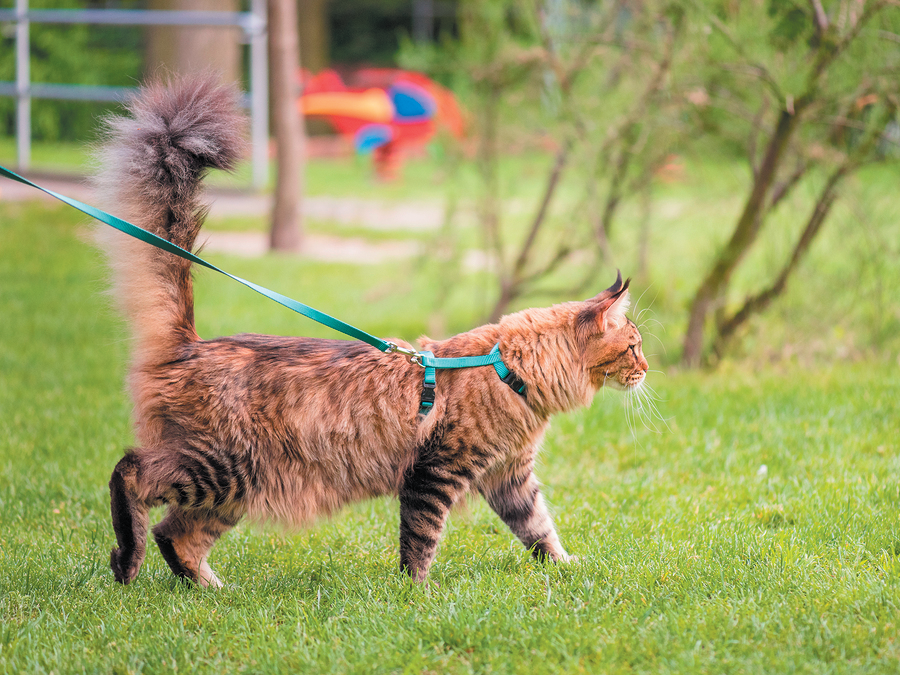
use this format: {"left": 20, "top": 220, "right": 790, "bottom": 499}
{"left": 0, "top": 0, "right": 269, "bottom": 188}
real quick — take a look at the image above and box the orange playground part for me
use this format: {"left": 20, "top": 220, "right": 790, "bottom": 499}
{"left": 299, "top": 68, "right": 466, "bottom": 180}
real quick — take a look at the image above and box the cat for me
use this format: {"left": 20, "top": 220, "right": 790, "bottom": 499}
{"left": 97, "top": 76, "right": 649, "bottom": 587}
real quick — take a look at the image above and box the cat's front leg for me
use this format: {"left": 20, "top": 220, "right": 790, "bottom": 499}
{"left": 482, "top": 468, "right": 572, "bottom": 563}
{"left": 398, "top": 461, "right": 470, "bottom": 581}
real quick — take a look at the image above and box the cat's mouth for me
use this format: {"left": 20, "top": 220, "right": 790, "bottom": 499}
{"left": 602, "top": 369, "right": 646, "bottom": 391}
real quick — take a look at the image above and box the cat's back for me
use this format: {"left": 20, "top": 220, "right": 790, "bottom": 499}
{"left": 134, "top": 333, "right": 422, "bottom": 451}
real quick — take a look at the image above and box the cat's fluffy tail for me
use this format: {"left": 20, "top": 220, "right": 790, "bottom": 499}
{"left": 94, "top": 75, "right": 246, "bottom": 369}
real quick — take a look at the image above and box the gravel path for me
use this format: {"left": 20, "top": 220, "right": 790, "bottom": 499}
{"left": 1, "top": 173, "right": 440, "bottom": 264}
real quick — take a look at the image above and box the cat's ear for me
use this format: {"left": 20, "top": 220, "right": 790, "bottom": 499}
{"left": 577, "top": 271, "right": 631, "bottom": 338}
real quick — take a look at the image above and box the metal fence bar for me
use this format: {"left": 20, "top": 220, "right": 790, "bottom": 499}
{"left": 1, "top": 1, "right": 269, "bottom": 188}
{"left": 249, "top": 0, "right": 268, "bottom": 191}
{"left": 15, "top": 0, "right": 30, "bottom": 171}
{"left": 11, "top": 83, "right": 132, "bottom": 103}
{"left": 0, "top": 82, "right": 258, "bottom": 110}
{"left": 0, "top": 8, "right": 256, "bottom": 29}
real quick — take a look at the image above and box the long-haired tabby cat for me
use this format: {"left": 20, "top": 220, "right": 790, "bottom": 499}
{"left": 99, "top": 76, "right": 649, "bottom": 587}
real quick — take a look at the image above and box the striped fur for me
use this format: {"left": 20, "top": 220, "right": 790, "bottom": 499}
{"left": 99, "top": 76, "right": 649, "bottom": 587}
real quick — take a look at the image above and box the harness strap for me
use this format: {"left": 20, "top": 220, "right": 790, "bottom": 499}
{"left": 489, "top": 343, "right": 527, "bottom": 395}
{"left": 417, "top": 343, "right": 526, "bottom": 415}
{"left": 418, "top": 351, "right": 436, "bottom": 415}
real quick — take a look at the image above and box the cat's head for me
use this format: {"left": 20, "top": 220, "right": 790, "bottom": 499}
{"left": 575, "top": 271, "right": 648, "bottom": 391}
{"left": 498, "top": 271, "right": 649, "bottom": 416}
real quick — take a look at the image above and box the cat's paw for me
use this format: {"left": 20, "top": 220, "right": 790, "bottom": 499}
{"left": 110, "top": 547, "right": 141, "bottom": 584}
{"left": 198, "top": 560, "right": 224, "bottom": 589}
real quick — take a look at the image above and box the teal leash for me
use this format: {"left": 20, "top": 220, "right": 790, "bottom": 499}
{"left": 0, "top": 164, "right": 394, "bottom": 354}
{"left": 0, "top": 164, "right": 525, "bottom": 412}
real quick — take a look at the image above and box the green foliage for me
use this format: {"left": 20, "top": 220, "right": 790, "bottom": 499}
{"left": 766, "top": 0, "right": 813, "bottom": 49}
{"left": 685, "top": 0, "right": 900, "bottom": 155}
{"left": 400, "top": 0, "right": 689, "bottom": 320}
{"left": 2, "top": 200, "right": 900, "bottom": 673}
{"left": 675, "top": 0, "right": 900, "bottom": 364}
{"left": 0, "top": 0, "right": 143, "bottom": 141}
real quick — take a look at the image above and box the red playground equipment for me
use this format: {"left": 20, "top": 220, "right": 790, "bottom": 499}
{"left": 299, "top": 68, "right": 466, "bottom": 180}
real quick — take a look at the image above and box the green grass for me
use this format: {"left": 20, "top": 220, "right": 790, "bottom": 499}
{"left": 2, "top": 198, "right": 900, "bottom": 673}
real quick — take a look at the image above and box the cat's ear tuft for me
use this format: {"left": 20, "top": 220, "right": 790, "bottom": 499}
{"left": 577, "top": 272, "right": 632, "bottom": 339}
{"left": 584, "top": 270, "right": 630, "bottom": 303}
{"left": 605, "top": 269, "right": 624, "bottom": 296}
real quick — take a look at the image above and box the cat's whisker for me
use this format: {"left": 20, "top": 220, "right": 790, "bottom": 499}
{"left": 623, "top": 392, "right": 639, "bottom": 443}
{"left": 629, "top": 379, "right": 672, "bottom": 433}
{"left": 639, "top": 323, "right": 664, "bottom": 337}
{"left": 639, "top": 329, "right": 668, "bottom": 357}
{"left": 634, "top": 286, "right": 658, "bottom": 321}
{"left": 638, "top": 317, "right": 665, "bottom": 331}
{"left": 634, "top": 394, "right": 661, "bottom": 435}
{"left": 635, "top": 284, "right": 652, "bottom": 310}
{"left": 631, "top": 388, "right": 662, "bottom": 434}
{"left": 636, "top": 382, "right": 673, "bottom": 431}
{"left": 641, "top": 381, "right": 667, "bottom": 400}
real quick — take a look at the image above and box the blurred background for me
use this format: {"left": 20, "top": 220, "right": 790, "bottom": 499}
{"left": 1, "top": 0, "right": 898, "bottom": 369}
{"left": 1, "top": 9, "right": 899, "bottom": 669}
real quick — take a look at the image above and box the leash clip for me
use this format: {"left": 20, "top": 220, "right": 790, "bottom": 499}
{"left": 385, "top": 342, "right": 425, "bottom": 367}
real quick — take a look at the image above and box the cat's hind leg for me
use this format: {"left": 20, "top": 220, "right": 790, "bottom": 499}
{"left": 152, "top": 506, "right": 239, "bottom": 588}
{"left": 109, "top": 445, "right": 245, "bottom": 586}
{"left": 109, "top": 451, "right": 151, "bottom": 584}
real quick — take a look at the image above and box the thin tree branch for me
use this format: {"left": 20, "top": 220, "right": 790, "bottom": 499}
{"left": 593, "top": 17, "right": 676, "bottom": 242}
{"left": 810, "top": 0, "right": 830, "bottom": 37}
{"left": 516, "top": 245, "right": 573, "bottom": 288}
{"left": 699, "top": 7, "right": 785, "bottom": 101}
{"left": 769, "top": 158, "right": 809, "bottom": 210}
{"left": 712, "top": 100, "right": 897, "bottom": 358}
{"left": 511, "top": 142, "right": 571, "bottom": 282}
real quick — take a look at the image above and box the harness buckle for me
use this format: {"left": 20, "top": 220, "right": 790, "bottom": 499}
{"left": 500, "top": 371, "right": 527, "bottom": 396}
{"left": 420, "top": 381, "right": 436, "bottom": 405}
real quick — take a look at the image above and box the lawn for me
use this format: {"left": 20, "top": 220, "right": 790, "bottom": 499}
{"left": 1, "top": 190, "right": 899, "bottom": 673}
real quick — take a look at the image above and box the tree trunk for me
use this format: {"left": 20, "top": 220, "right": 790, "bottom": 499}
{"left": 709, "top": 98, "right": 895, "bottom": 360}
{"left": 297, "top": 0, "right": 330, "bottom": 74}
{"left": 267, "top": 0, "right": 306, "bottom": 251}
{"left": 710, "top": 167, "right": 846, "bottom": 360}
{"left": 145, "top": 0, "right": 240, "bottom": 82}
{"left": 681, "top": 108, "right": 801, "bottom": 367}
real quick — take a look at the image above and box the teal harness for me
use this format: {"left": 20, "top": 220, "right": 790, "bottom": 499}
{"left": 0, "top": 165, "right": 526, "bottom": 415}
{"left": 417, "top": 344, "right": 525, "bottom": 415}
